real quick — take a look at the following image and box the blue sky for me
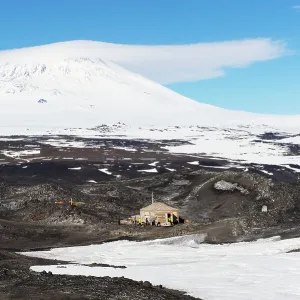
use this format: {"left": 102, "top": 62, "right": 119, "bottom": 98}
{"left": 0, "top": 0, "right": 300, "bottom": 114}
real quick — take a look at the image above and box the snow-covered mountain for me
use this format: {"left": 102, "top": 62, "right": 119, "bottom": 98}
{"left": 0, "top": 40, "right": 225, "bottom": 129}
{"left": 0, "top": 41, "right": 299, "bottom": 165}
{"left": 0, "top": 40, "right": 297, "bottom": 129}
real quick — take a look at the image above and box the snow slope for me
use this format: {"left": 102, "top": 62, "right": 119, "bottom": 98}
{"left": 1, "top": 41, "right": 300, "bottom": 165}
{"left": 22, "top": 235, "right": 300, "bottom": 300}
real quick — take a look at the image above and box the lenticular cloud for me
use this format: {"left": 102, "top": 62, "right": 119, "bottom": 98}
{"left": 1, "top": 38, "right": 287, "bottom": 84}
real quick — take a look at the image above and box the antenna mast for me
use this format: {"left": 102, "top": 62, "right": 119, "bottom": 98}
{"left": 152, "top": 191, "right": 154, "bottom": 204}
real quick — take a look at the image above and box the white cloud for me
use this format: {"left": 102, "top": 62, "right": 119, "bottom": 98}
{"left": 86, "top": 39, "right": 288, "bottom": 84}
{"left": 1, "top": 38, "right": 288, "bottom": 84}
{"left": 293, "top": 5, "right": 300, "bottom": 9}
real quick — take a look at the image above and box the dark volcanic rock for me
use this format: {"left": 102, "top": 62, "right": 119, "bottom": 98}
{"left": 1, "top": 157, "right": 300, "bottom": 299}
{"left": 258, "top": 132, "right": 287, "bottom": 140}
{"left": 1, "top": 167, "right": 300, "bottom": 246}
{"left": 143, "top": 281, "right": 152, "bottom": 288}
{"left": 288, "top": 144, "right": 300, "bottom": 155}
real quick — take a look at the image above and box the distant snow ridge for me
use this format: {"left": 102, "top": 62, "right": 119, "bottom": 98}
{"left": 0, "top": 57, "right": 125, "bottom": 95}
{"left": 147, "top": 234, "right": 207, "bottom": 248}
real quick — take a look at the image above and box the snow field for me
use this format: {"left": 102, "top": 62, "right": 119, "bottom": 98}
{"left": 21, "top": 235, "right": 300, "bottom": 300}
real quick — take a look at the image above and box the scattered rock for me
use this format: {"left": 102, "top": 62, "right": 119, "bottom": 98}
{"left": 143, "top": 281, "right": 152, "bottom": 288}
{"left": 214, "top": 180, "right": 249, "bottom": 195}
{"left": 0, "top": 268, "right": 9, "bottom": 279}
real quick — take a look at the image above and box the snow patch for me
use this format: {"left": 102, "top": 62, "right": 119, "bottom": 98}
{"left": 284, "top": 165, "right": 300, "bottom": 173}
{"left": 148, "top": 161, "right": 159, "bottom": 167}
{"left": 68, "top": 167, "right": 81, "bottom": 170}
{"left": 137, "top": 168, "right": 158, "bottom": 173}
{"left": 260, "top": 170, "right": 274, "bottom": 176}
{"left": 199, "top": 164, "right": 231, "bottom": 169}
{"left": 2, "top": 149, "right": 40, "bottom": 158}
{"left": 98, "top": 168, "right": 112, "bottom": 175}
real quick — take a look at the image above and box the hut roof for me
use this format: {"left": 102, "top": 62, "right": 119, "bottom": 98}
{"left": 140, "top": 202, "right": 178, "bottom": 212}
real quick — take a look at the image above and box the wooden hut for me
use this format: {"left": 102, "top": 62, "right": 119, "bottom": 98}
{"left": 140, "top": 202, "right": 179, "bottom": 226}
